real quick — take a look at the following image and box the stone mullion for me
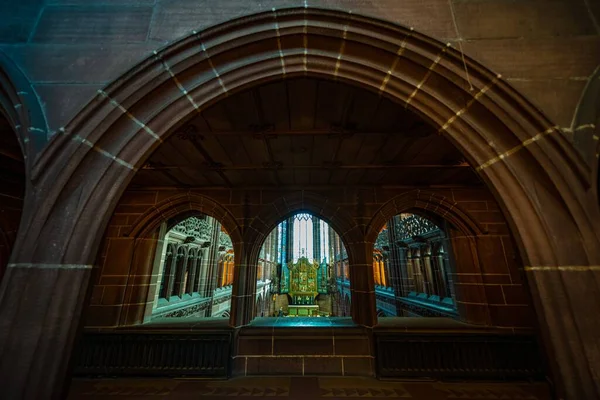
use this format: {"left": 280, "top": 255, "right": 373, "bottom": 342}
{"left": 328, "top": 226, "right": 334, "bottom": 277}
{"left": 312, "top": 215, "right": 321, "bottom": 262}
{"left": 286, "top": 217, "right": 294, "bottom": 264}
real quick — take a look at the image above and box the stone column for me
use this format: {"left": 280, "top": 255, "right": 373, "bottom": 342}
{"left": 173, "top": 249, "right": 187, "bottom": 297}
{"left": 349, "top": 241, "right": 377, "bottom": 327}
{"left": 165, "top": 249, "right": 178, "bottom": 299}
{"left": 186, "top": 251, "right": 198, "bottom": 295}
{"left": 229, "top": 239, "right": 258, "bottom": 326}
{"left": 440, "top": 237, "right": 455, "bottom": 301}
{"left": 433, "top": 244, "right": 448, "bottom": 299}
{"left": 199, "top": 218, "right": 220, "bottom": 298}
{"left": 411, "top": 249, "right": 425, "bottom": 294}
{"left": 422, "top": 245, "right": 435, "bottom": 295}
{"left": 120, "top": 235, "right": 159, "bottom": 325}
{"left": 0, "top": 263, "right": 91, "bottom": 399}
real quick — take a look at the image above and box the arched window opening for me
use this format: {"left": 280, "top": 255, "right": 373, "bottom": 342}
{"left": 150, "top": 214, "right": 234, "bottom": 319}
{"left": 375, "top": 213, "right": 457, "bottom": 319}
{"left": 255, "top": 213, "right": 350, "bottom": 319}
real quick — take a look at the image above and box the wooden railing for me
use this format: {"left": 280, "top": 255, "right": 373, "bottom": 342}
{"left": 72, "top": 332, "right": 231, "bottom": 377}
{"left": 375, "top": 332, "right": 545, "bottom": 380}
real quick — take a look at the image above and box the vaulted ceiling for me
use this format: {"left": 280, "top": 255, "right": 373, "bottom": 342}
{"left": 131, "top": 78, "right": 481, "bottom": 189}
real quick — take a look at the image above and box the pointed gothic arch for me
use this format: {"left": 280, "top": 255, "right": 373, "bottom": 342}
{"left": 126, "top": 192, "right": 242, "bottom": 244}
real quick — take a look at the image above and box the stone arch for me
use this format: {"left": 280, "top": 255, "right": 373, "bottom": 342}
{"left": 0, "top": 50, "right": 48, "bottom": 167}
{"left": 22, "top": 7, "right": 598, "bottom": 274}
{"left": 572, "top": 65, "right": 600, "bottom": 204}
{"left": 242, "top": 191, "right": 361, "bottom": 322}
{"left": 366, "top": 190, "right": 492, "bottom": 325}
{"left": 1, "top": 8, "right": 599, "bottom": 398}
{"left": 246, "top": 191, "right": 360, "bottom": 265}
{"left": 0, "top": 52, "right": 47, "bottom": 282}
{"left": 366, "top": 190, "right": 484, "bottom": 242}
{"left": 125, "top": 192, "right": 242, "bottom": 245}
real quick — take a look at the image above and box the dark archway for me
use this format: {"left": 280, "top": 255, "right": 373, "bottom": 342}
{"left": 1, "top": 8, "right": 599, "bottom": 399}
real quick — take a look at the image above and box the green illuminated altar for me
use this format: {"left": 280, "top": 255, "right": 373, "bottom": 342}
{"left": 287, "top": 257, "right": 321, "bottom": 316}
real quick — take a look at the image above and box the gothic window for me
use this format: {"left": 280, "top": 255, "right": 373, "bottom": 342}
{"left": 374, "top": 213, "right": 457, "bottom": 319}
{"left": 150, "top": 214, "right": 234, "bottom": 320}
{"left": 255, "top": 212, "right": 348, "bottom": 319}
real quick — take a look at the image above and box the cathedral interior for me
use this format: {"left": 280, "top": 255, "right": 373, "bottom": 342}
{"left": 0, "top": 1, "right": 599, "bottom": 400}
